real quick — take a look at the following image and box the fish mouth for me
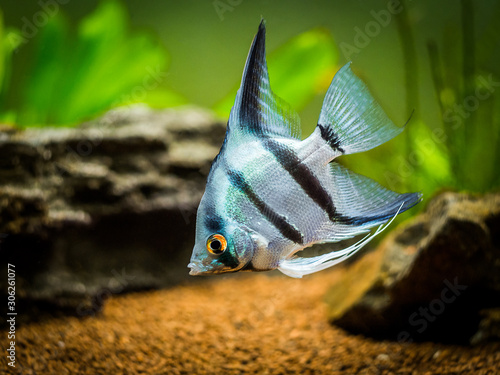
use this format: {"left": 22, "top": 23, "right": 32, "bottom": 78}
{"left": 187, "top": 262, "right": 204, "bottom": 276}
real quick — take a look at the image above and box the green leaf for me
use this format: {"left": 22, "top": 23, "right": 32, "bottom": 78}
{"left": 17, "top": 15, "right": 69, "bottom": 125}
{"left": 213, "top": 28, "right": 338, "bottom": 119}
{"left": 0, "top": 9, "right": 22, "bottom": 119}
{"left": 0, "top": 10, "right": 5, "bottom": 97}
{"left": 11, "top": 0, "right": 181, "bottom": 127}
{"left": 54, "top": 0, "right": 169, "bottom": 125}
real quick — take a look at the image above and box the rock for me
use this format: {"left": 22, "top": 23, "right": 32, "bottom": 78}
{"left": 470, "top": 308, "right": 500, "bottom": 345}
{"left": 326, "top": 192, "right": 500, "bottom": 344}
{"left": 0, "top": 105, "right": 226, "bottom": 323}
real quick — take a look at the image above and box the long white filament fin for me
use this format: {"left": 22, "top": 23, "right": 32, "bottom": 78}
{"left": 278, "top": 202, "right": 405, "bottom": 278}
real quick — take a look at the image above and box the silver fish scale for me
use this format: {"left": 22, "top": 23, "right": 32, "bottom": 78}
{"left": 188, "top": 21, "right": 421, "bottom": 277}
{"left": 238, "top": 140, "right": 327, "bottom": 244}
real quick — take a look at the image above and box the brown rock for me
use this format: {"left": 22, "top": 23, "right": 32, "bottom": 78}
{"left": 326, "top": 192, "right": 500, "bottom": 344}
{"left": 471, "top": 308, "right": 500, "bottom": 344}
{"left": 0, "top": 106, "right": 226, "bottom": 323}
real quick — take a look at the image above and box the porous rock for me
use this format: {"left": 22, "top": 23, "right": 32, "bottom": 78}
{"left": 0, "top": 106, "right": 225, "bottom": 323}
{"left": 326, "top": 192, "right": 500, "bottom": 344}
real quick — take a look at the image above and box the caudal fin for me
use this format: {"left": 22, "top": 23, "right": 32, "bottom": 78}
{"left": 317, "top": 62, "right": 404, "bottom": 155}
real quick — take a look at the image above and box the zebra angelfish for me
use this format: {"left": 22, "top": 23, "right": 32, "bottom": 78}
{"left": 188, "top": 21, "right": 421, "bottom": 278}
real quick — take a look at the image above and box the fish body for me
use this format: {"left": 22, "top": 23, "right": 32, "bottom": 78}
{"left": 188, "top": 21, "right": 421, "bottom": 278}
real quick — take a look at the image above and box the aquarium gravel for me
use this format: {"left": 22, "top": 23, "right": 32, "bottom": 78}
{"left": 2, "top": 270, "right": 499, "bottom": 374}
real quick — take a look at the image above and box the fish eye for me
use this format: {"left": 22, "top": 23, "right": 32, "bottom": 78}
{"left": 206, "top": 234, "right": 227, "bottom": 255}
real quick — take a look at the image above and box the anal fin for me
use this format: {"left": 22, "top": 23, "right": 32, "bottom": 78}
{"left": 278, "top": 203, "right": 404, "bottom": 278}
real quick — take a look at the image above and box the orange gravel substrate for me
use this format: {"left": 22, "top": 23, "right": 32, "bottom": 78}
{"left": 2, "top": 269, "right": 499, "bottom": 374}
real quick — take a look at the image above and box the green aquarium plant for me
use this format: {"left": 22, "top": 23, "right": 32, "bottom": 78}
{"left": 341, "top": 1, "right": 500, "bottom": 198}
{"left": 0, "top": 10, "right": 22, "bottom": 124}
{"left": 425, "top": 0, "right": 500, "bottom": 193}
{"left": 0, "top": 0, "right": 185, "bottom": 128}
{"left": 2, "top": 0, "right": 497, "bottom": 198}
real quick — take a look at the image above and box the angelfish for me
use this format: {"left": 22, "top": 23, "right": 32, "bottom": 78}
{"left": 188, "top": 21, "right": 421, "bottom": 278}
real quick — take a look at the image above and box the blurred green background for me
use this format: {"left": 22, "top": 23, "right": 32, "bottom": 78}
{"left": 1, "top": 0, "right": 499, "bottom": 203}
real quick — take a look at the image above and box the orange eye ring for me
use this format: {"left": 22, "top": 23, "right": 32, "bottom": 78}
{"left": 206, "top": 234, "right": 227, "bottom": 255}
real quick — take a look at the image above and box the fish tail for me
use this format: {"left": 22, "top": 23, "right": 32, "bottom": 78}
{"left": 317, "top": 62, "right": 404, "bottom": 156}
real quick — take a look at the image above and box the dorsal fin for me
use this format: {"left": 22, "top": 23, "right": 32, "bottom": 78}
{"left": 228, "top": 20, "right": 301, "bottom": 140}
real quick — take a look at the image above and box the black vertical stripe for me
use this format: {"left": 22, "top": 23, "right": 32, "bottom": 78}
{"left": 202, "top": 199, "right": 240, "bottom": 269}
{"left": 225, "top": 168, "right": 304, "bottom": 245}
{"left": 203, "top": 204, "right": 224, "bottom": 233}
{"left": 218, "top": 250, "right": 240, "bottom": 269}
{"left": 317, "top": 124, "right": 345, "bottom": 153}
{"left": 233, "top": 22, "right": 352, "bottom": 227}
{"left": 262, "top": 138, "right": 354, "bottom": 225}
